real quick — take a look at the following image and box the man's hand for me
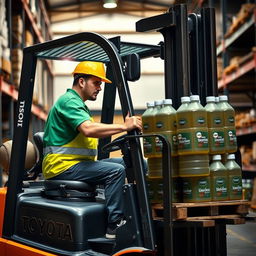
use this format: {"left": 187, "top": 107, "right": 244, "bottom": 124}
{"left": 124, "top": 113, "right": 142, "bottom": 132}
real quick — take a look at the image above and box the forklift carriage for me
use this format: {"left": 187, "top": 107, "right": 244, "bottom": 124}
{"left": 0, "top": 4, "right": 244, "bottom": 256}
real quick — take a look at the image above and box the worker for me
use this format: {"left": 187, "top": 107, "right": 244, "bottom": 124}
{"left": 42, "top": 61, "right": 142, "bottom": 239}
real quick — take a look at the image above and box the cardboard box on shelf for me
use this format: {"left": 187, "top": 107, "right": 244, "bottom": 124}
{"left": 12, "top": 15, "right": 23, "bottom": 35}
{"left": 252, "top": 141, "right": 256, "bottom": 162}
{"left": 225, "top": 3, "right": 256, "bottom": 38}
{"left": 25, "top": 30, "right": 34, "bottom": 47}
{"left": 1, "top": 57, "right": 11, "bottom": 74}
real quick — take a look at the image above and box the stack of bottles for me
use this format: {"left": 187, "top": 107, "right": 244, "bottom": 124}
{"left": 142, "top": 99, "right": 179, "bottom": 203}
{"left": 142, "top": 94, "right": 242, "bottom": 203}
{"left": 177, "top": 95, "right": 211, "bottom": 202}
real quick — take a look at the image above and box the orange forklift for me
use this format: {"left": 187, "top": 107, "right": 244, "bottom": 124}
{"left": 0, "top": 4, "right": 234, "bottom": 256}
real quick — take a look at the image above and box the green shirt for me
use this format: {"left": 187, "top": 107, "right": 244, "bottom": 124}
{"left": 44, "top": 89, "right": 91, "bottom": 147}
{"left": 42, "top": 89, "right": 98, "bottom": 179}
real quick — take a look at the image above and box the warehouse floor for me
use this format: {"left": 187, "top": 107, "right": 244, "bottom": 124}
{"left": 227, "top": 212, "right": 256, "bottom": 256}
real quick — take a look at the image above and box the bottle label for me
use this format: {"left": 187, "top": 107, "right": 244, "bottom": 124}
{"left": 197, "top": 117, "right": 205, "bottom": 124}
{"left": 155, "top": 133, "right": 178, "bottom": 156}
{"left": 214, "top": 118, "right": 222, "bottom": 125}
{"left": 155, "top": 136, "right": 163, "bottom": 153}
{"left": 177, "top": 132, "right": 192, "bottom": 150}
{"left": 179, "top": 119, "right": 187, "bottom": 126}
{"left": 228, "top": 116, "right": 234, "bottom": 124}
{"left": 227, "top": 129, "right": 237, "bottom": 146}
{"left": 213, "top": 176, "right": 228, "bottom": 199}
{"left": 143, "top": 123, "right": 149, "bottom": 131}
{"left": 172, "top": 134, "right": 178, "bottom": 155}
{"left": 183, "top": 181, "right": 193, "bottom": 200}
{"left": 195, "top": 131, "right": 208, "bottom": 149}
{"left": 196, "top": 179, "right": 211, "bottom": 199}
{"left": 143, "top": 137, "right": 153, "bottom": 154}
{"left": 210, "top": 130, "right": 225, "bottom": 148}
{"left": 156, "top": 121, "right": 163, "bottom": 129}
{"left": 229, "top": 175, "right": 242, "bottom": 198}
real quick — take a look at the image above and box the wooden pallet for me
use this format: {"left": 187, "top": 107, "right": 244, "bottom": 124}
{"left": 152, "top": 200, "right": 249, "bottom": 221}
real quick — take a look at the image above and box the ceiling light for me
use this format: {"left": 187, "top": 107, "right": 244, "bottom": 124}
{"left": 103, "top": 0, "right": 117, "bottom": 9}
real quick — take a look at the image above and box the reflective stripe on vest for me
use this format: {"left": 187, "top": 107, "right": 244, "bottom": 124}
{"left": 44, "top": 146, "right": 97, "bottom": 156}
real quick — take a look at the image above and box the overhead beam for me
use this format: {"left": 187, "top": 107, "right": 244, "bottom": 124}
{"left": 53, "top": 30, "right": 158, "bottom": 35}
{"left": 49, "top": 8, "right": 167, "bottom": 13}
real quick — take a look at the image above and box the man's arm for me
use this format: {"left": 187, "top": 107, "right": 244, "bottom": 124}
{"left": 77, "top": 114, "right": 142, "bottom": 138}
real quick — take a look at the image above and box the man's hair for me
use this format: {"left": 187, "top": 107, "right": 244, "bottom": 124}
{"left": 73, "top": 74, "right": 92, "bottom": 86}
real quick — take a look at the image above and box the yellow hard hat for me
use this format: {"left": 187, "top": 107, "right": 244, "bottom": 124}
{"left": 72, "top": 61, "right": 112, "bottom": 83}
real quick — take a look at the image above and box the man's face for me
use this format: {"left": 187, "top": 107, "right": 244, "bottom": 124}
{"left": 80, "top": 76, "right": 102, "bottom": 101}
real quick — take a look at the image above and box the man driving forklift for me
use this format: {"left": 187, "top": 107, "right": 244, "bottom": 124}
{"left": 42, "top": 61, "right": 142, "bottom": 239}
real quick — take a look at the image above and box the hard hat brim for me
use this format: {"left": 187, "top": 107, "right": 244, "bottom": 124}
{"left": 72, "top": 72, "right": 112, "bottom": 84}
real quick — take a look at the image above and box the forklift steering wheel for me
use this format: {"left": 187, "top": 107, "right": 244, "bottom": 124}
{"left": 101, "top": 134, "right": 128, "bottom": 153}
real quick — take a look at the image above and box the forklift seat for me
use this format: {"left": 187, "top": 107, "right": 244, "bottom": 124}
{"left": 33, "top": 132, "right": 96, "bottom": 200}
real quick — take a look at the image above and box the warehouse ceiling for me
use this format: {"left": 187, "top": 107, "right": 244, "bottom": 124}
{"left": 45, "top": 0, "right": 188, "bottom": 23}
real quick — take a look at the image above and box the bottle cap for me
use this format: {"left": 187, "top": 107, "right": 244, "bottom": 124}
{"left": 154, "top": 100, "right": 163, "bottom": 106}
{"left": 215, "top": 97, "right": 219, "bottom": 103}
{"left": 190, "top": 95, "right": 200, "bottom": 102}
{"left": 146, "top": 102, "right": 155, "bottom": 108}
{"left": 181, "top": 96, "right": 190, "bottom": 103}
{"left": 219, "top": 95, "right": 228, "bottom": 102}
{"left": 227, "top": 154, "right": 235, "bottom": 160}
{"left": 163, "top": 99, "right": 172, "bottom": 105}
{"left": 212, "top": 155, "right": 221, "bottom": 161}
{"left": 206, "top": 96, "right": 216, "bottom": 103}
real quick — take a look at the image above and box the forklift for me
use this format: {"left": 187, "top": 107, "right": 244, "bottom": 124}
{"left": 0, "top": 4, "right": 236, "bottom": 256}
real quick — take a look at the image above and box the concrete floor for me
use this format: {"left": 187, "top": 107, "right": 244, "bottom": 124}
{"left": 227, "top": 213, "right": 256, "bottom": 256}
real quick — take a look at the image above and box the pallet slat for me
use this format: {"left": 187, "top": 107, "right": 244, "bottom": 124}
{"left": 152, "top": 200, "right": 249, "bottom": 221}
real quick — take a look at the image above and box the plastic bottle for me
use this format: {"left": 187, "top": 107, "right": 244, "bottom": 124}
{"left": 182, "top": 176, "right": 211, "bottom": 202}
{"left": 155, "top": 99, "right": 177, "bottom": 157}
{"left": 146, "top": 176, "right": 181, "bottom": 203}
{"left": 218, "top": 95, "right": 237, "bottom": 153}
{"left": 210, "top": 155, "right": 229, "bottom": 201}
{"left": 205, "top": 96, "right": 225, "bottom": 154}
{"left": 147, "top": 100, "right": 163, "bottom": 177}
{"left": 177, "top": 95, "right": 209, "bottom": 155}
{"left": 152, "top": 100, "right": 164, "bottom": 157}
{"left": 177, "top": 95, "right": 209, "bottom": 177}
{"left": 225, "top": 154, "right": 242, "bottom": 200}
{"left": 142, "top": 102, "right": 155, "bottom": 158}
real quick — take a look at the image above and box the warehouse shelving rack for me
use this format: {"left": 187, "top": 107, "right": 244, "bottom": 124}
{"left": 217, "top": 1, "right": 256, "bottom": 206}
{"left": 0, "top": 0, "right": 53, "bottom": 186}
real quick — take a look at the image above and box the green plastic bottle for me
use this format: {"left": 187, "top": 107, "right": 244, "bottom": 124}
{"left": 177, "top": 95, "right": 209, "bottom": 155}
{"left": 177, "top": 95, "right": 209, "bottom": 177}
{"left": 176, "top": 96, "right": 191, "bottom": 155}
{"left": 155, "top": 99, "right": 177, "bottom": 157}
{"left": 147, "top": 100, "right": 163, "bottom": 177}
{"left": 152, "top": 100, "right": 164, "bottom": 157}
{"left": 142, "top": 102, "right": 155, "bottom": 158}
{"left": 225, "top": 154, "right": 242, "bottom": 200}
{"left": 182, "top": 176, "right": 211, "bottom": 202}
{"left": 146, "top": 176, "right": 181, "bottom": 203}
{"left": 205, "top": 96, "right": 225, "bottom": 154}
{"left": 210, "top": 155, "right": 229, "bottom": 201}
{"left": 218, "top": 95, "right": 237, "bottom": 153}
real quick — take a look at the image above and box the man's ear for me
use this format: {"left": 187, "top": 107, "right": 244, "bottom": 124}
{"left": 78, "top": 77, "right": 85, "bottom": 88}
